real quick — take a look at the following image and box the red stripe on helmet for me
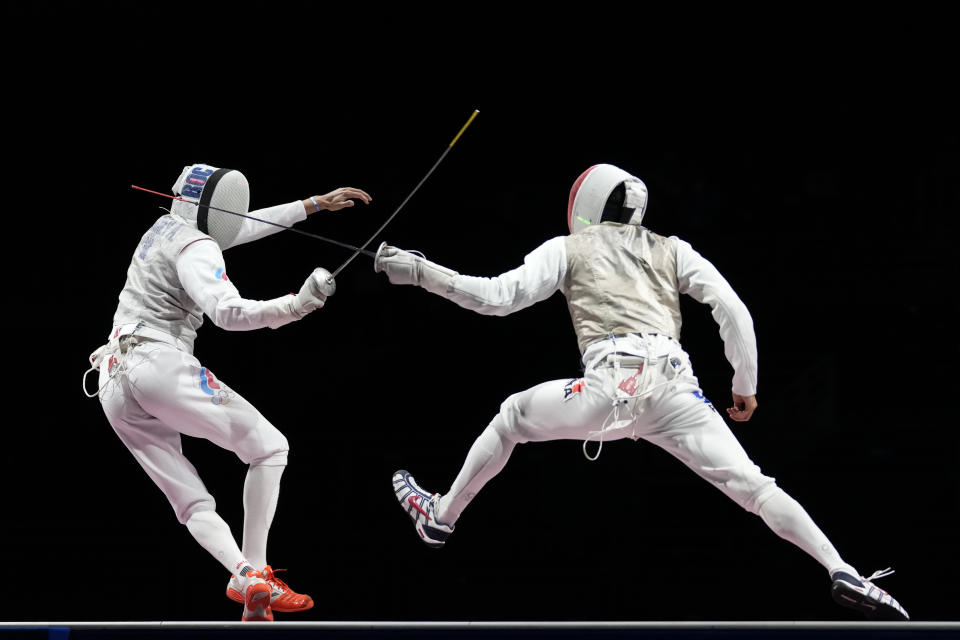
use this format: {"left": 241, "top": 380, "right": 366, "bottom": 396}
{"left": 567, "top": 165, "right": 598, "bottom": 233}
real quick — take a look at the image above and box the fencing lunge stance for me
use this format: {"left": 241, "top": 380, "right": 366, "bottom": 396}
{"left": 84, "top": 163, "right": 371, "bottom": 621}
{"left": 376, "top": 164, "right": 908, "bottom": 621}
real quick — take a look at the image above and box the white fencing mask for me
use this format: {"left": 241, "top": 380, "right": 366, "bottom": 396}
{"left": 567, "top": 164, "right": 648, "bottom": 234}
{"left": 171, "top": 163, "right": 250, "bottom": 249}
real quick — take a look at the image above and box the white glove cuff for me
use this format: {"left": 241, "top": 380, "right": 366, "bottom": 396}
{"left": 417, "top": 259, "right": 458, "bottom": 296}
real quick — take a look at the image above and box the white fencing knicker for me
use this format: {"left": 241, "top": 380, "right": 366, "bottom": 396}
{"left": 84, "top": 322, "right": 289, "bottom": 523}
{"left": 463, "top": 333, "right": 780, "bottom": 516}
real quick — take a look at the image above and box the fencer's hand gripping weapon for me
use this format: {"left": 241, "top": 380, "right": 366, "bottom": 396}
{"left": 330, "top": 108, "right": 479, "bottom": 277}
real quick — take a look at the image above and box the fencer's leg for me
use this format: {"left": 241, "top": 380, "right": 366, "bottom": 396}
{"left": 757, "top": 493, "right": 910, "bottom": 619}
{"left": 186, "top": 510, "right": 251, "bottom": 574}
{"left": 118, "top": 343, "right": 307, "bottom": 615}
{"left": 100, "top": 387, "right": 255, "bottom": 575}
{"left": 757, "top": 489, "right": 856, "bottom": 576}
{"left": 436, "top": 376, "right": 613, "bottom": 526}
{"left": 185, "top": 509, "right": 279, "bottom": 621}
{"left": 186, "top": 510, "right": 275, "bottom": 621}
{"left": 241, "top": 454, "right": 287, "bottom": 570}
{"left": 230, "top": 454, "right": 313, "bottom": 615}
{"left": 435, "top": 414, "right": 517, "bottom": 525}
{"left": 124, "top": 343, "right": 291, "bottom": 564}
{"left": 646, "top": 387, "right": 856, "bottom": 575}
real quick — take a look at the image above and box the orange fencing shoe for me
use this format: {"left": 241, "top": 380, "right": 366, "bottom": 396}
{"left": 227, "top": 566, "right": 313, "bottom": 613}
{"left": 239, "top": 570, "right": 274, "bottom": 622}
{"left": 261, "top": 566, "right": 314, "bottom": 613}
{"left": 226, "top": 576, "right": 244, "bottom": 604}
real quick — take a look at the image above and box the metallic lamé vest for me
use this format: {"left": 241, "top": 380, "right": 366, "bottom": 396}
{"left": 111, "top": 214, "right": 212, "bottom": 351}
{"left": 562, "top": 223, "right": 682, "bottom": 355}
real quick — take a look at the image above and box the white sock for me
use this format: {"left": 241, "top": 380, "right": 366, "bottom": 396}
{"left": 242, "top": 463, "right": 284, "bottom": 569}
{"left": 436, "top": 423, "right": 515, "bottom": 525}
{"left": 185, "top": 510, "right": 248, "bottom": 575}
{"left": 758, "top": 489, "right": 858, "bottom": 578}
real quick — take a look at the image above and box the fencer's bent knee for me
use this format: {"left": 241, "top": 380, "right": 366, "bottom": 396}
{"left": 237, "top": 429, "right": 288, "bottom": 465}
{"left": 491, "top": 394, "right": 530, "bottom": 443}
{"left": 750, "top": 483, "right": 782, "bottom": 514}
{"left": 718, "top": 466, "right": 779, "bottom": 514}
{"left": 180, "top": 497, "right": 217, "bottom": 525}
{"left": 250, "top": 448, "right": 288, "bottom": 468}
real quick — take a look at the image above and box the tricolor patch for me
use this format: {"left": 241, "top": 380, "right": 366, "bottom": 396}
{"left": 200, "top": 367, "right": 233, "bottom": 406}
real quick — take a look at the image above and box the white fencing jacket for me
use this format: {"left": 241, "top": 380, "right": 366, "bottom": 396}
{"left": 110, "top": 201, "right": 309, "bottom": 352}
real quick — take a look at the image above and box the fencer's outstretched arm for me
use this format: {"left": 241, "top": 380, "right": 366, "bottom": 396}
{"left": 675, "top": 238, "right": 759, "bottom": 399}
{"left": 178, "top": 240, "right": 335, "bottom": 330}
{"left": 374, "top": 237, "right": 567, "bottom": 316}
{"left": 302, "top": 187, "right": 372, "bottom": 215}
{"left": 227, "top": 187, "right": 372, "bottom": 249}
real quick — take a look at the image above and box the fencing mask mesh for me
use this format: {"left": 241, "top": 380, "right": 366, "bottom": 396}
{"left": 171, "top": 163, "right": 250, "bottom": 250}
{"left": 567, "top": 163, "right": 648, "bottom": 234}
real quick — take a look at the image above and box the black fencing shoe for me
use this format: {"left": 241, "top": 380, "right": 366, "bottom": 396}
{"left": 831, "top": 568, "right": 909, "bottom": 621}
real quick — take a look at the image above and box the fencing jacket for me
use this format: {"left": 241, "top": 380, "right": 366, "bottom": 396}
{"left": 109, "top": 201, "right": 309, "bottom": 352}
{"left": 436, "top": 222, "right": 758, "bottom": 396}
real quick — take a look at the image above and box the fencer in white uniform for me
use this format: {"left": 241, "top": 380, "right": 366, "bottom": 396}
{"left": 378, "top": 164, "right": 908, "bottom": 621}
{"left": 84, "top": 163, "right": 371, "bottom": 621}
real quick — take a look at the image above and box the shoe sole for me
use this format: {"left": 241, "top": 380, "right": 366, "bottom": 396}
{"left": 831, "top": 581, "right": 908, "bottom": 621}
{"left": 242, "top": 583, "right": 273, "bottom": 622}
{"left": 415, "top": 523, "right": 446, "bottom": 549}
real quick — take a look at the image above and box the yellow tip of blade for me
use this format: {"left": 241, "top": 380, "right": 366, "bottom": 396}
{"left": 449, "top": 109, "right": 480, "bottom": 147}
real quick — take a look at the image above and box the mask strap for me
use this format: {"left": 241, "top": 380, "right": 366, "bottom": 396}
{"left": 196, "top": 168, "right": 232, "bottom": 235}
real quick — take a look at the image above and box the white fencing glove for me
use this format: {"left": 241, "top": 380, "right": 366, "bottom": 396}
{"left": 374, "top": 242, "right": 458, "bottom": 296}
{"left": 291, "top": 267, "right": 336, "bottom": 318}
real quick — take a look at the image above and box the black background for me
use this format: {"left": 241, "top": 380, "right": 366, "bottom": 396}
{"left": 4, "top": 2, "right": 957, "bottom": 625}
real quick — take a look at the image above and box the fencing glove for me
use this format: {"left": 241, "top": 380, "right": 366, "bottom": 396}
{"left": 374, "top": 242, "right": 457, "bottom": 296}
{"left": 291, "top": 267, "right": 336, "bottom": 317}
